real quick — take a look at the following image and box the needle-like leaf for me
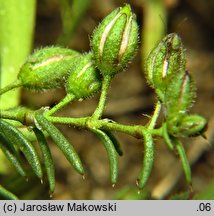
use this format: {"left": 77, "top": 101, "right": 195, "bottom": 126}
{"left": 34, "top": 112, "right": 84, "bottom": 175}
{"left": 137, "top": 131, "right": 154, "bottom": 189}
{"left": 91, "top": 129, "right": 118, "bottom": 185}
{"left": 33, "top": 128, "right": 55, "bottom": 193}
{"left": 0, "top": 134, "right": 26, "bottom": 177}
{"left": 173, "top": 137, "right": 191, "bottom": 184}
{"left": 104, "top": 131, "right": 123, "bottom": 156}
{"left": 0, "top": 185, "right": 18, "bottom": 200}
{"left": 0, "top": 120, "right": 43, "bottom": 179}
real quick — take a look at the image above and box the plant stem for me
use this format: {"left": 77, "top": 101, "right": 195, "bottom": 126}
{"left": 162, "top": 122, "right": 174, "bottom": 150}
{"left": 91, "top": 76, "right": 112, "bottom": 119}
{"left": 46, "top": 116, "right": 88, "bottom": 128}
{"left": 47, "top": 116, "right": 148, "bottom": 138}
{"left": 147, "top": 100, "right": 161, "bottom": 129}
{"left": 45, "top": 93, "right": 76, "bottom": 117}
{"left": 0, "top": 109, "right": 164, "bottom": 139}
{"left": 0, "top": 110, "right": 24, "bottom": 123}
{"left": 95, "top": 120, "right": 145, "bottom": 138}
{"left": 0, "top": 80, "right": 22, "bottom": 96}
{"left": 0, "top": 107, "right": 32, "bottom": 124}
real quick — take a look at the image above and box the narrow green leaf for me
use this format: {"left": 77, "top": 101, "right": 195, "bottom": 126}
{"left": 0, "top": 120, "right": 43, "bottom": 179}
{"left": 19, "top": 127, "right": 49, "bottom": 142}
{"left": 0, "top": 134, "right": 26, "bottom": 177}
{"left": 0, "top": 127, "right": 18, "bottom": 154}
{"left": 173, "top": 138, "right": 192, "bottom": 184}
{"left": 34, "top": 112, "right": 84, "bottom": 175}
{"left": 91, "top": 129, "right": 118, "bottom": 185}
{"left": 58, "top": 0, "right": 90, "bottom": 45}
{"left": 104, "top": 131, "right": 123, "bottom": 156}
{"left": 0, "top": 185, "right": 18, "bottom": 200}
{"left": 137, "top": 131, "right": 154, "bottom": 189}
{"left": 33, "top": 128, "right": 55, "bottom": 193}
{"left": 162, "top": 123, "right": 174, "bottom": 150}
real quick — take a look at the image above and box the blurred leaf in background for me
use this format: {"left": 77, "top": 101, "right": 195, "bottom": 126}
{"left": 57, "top": 0, "right": 90, "bottom": 46}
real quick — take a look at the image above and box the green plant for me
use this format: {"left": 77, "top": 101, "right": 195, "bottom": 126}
{"left": 0, "top": 4, "right": 207, "bottom": 199}
{"left": 0, "top": 0, "right": 36, "bottom": 109}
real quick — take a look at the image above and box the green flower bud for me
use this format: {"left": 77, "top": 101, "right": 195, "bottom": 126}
{"left": 165, "top": 71, "right": 196, "bottom": 120}
{"left": 18, "top": 46, "right": 80, "bottom": 90}
{"left": 167, "top": 114, "right": 207, "bottom": 137}
{"left": 145, "top": 33, "right": 186, "bottom": 101}
{"left": 91, "top": 4, "right": 139, "bottom": 76}
{"left": 66, "top": 53, "right": 102, "bottom": 99}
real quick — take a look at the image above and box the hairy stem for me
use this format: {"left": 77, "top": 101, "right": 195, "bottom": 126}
{"left": 0, "top": 110, "right": 164, "bottom": 139}
{"left": 47, "top": 116, "right": 150, "bottom": 138}
{"left": 91, "top": 76, "right": 112, "bottom": 119}
{"left": 45, "top": 93, "right": 76, "bottom": 117}
{"left": 147, "top": 100, "right": 161, "bottom": 129}
{"left": 0, "top": 80, "right": 22, "bottom": 96}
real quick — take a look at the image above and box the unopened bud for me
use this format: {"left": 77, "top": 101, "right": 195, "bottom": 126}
{"left": 145, "top": 33, "right": 186, "bottom": 101}
{"left": 165, "top": 71, "right": 196, "bottom": 119}
{"left": 91, "top": 4, "right": 139, "bottom": 77}
{"left": 66, "top": 53, "right": 102, "bottom": 99}
{"left": 168, "top": 114, "right": 207, "bottom": 137}
{"left": 18, "top": 47, "right": 80, "bottom": 90}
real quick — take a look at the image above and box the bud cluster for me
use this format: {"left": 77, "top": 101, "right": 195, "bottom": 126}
{"left": 145, "top": 33, "right": 207, "bottom": 138}
{"left": 0, "top": 4, "right": 208, "bottom": 193}
{"left": 0, "top": 4, "right": 206, "bottom": 139}
{"left": 0, "top": 4, "right": 139, "bottom": 100}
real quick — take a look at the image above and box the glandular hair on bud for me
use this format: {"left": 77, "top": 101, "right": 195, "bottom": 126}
{"left": 91, "top": 4, "right": 139, "bottom": 77}
{"left": 165, "top": 71, "right": 196, "bottom": 120}
{"left": 18, "top": 46, "right": 81, "bottom": 90}
{"left": 66, "top": 53, "right": 102, "bottom": 99}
